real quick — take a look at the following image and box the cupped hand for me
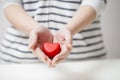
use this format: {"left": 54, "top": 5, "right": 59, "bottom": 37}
{"left": 29, "top": 25, "right": 53, "bottom": 66}
{"left": 52, "top": 28, "right": 73, "bottom": 67}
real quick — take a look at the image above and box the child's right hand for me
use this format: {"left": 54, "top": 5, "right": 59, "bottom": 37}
{"left": 28, "top": 25, "right": 53, "bottom": 66}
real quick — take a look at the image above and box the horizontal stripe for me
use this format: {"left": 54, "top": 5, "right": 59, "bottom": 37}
{"left": 0, "top": 45, "right": 34, "bottom": 58}
{"left": 5, "top": 33, "right": 29, "bottom": 44}
{"left": 40, "top": 5, "right": 77, "bottom": 11}
{"left": 0, "top": 53, "right": 41, "bottom": 63}
{"left": 92, "top": 20, "right": 100, "bottom": 24}
{"left": 66, "top": 53, "right": 106, "bottom": 61}
{"left": 24, "top": 5, "right": 77, "bottom": 12}
{"left": 6, "top": 32, "right": 29, "bottom": 39}
{"left": 37, "top": 12, "right": 72, "bottom": 18}
{"left": 25, "top": 8, "right": 37, "bottom": 11}
{"left": 36, "top": 13, "right": 71, "bottom": 23}
{"left": 83, "top": 34, "right": 102, "bottom": 40}
{"left": 38, "top": 20, "right": 67, "bottom": 24}
{"left": 4, "top": 37, "right": 28, "bottom": 46}
{"left": 73, "top": 35, "right": 103, "bottom": 47}
{"left": 83, "top": 25, "right": 101, "bottom": 30}
{"left": 48, "top": 27, "right": 59, "bottom": 30}
{"left": 86, "top": 40, "right": 103, "bottom": 46}
{"left": 0, "top": 57, "right": 39, "bottom": 63}
{"left": 1, "top": 43, "right": 31, "bottom": 54}
{"left": 0, "top": 46, "right": 42, "bottom": 63}
{"left": 71, "top": 46, "right": 104, "bottom": 54}
{"left": 73, "top": 40, "right": 103, "bottom": 47}
{"left": 68, "top": 48, "right": 106, "bottom": 59}
{"left": 79, "top": 29, "right": 102, "bottom": 38}
{"left": 5, "top": 32, "right": 29, "bottom": 43}
{"left": 0, "top": 57, "right": 20, "bottom": 63}
{"left": 57, "top": 0, "right": 81, "bottom": 4}
{"left": 2, "top": 38, "right": 29, "bottom": 51}
{"left": 22, "top": 0, "right": 39, "bottom": 4}
{"left": 0, "top": 50, "right": 38, "bottom": 60}
{"left": 79, "top": 27, "right": 101, "bottom": 33}
{"left": 73, "top": 34, "right": 102, "bottom": 41}
{"left": 1, "top": 40, "right": 41, "bottom": 59}
{"left": 72, "top": 41, "right": 104, "bottom": 52}
{"left": 72, "top": 37, "right": 103, "bottom": 48}
{"left": 7, "top": 26, "right": 28, "bottom": 37}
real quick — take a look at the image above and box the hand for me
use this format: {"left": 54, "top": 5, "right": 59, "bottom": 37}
{"left": 52, "top": 28, "right": 73, "bottom": 67}
{"left": 29, "top": 25, "right": 53, "bottom": 66}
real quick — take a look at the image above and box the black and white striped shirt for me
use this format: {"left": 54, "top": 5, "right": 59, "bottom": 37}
{"left": 0, "top": 0, "right": 107, "bottom": 63}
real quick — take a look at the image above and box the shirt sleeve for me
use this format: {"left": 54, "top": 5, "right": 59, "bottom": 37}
{"left": 80, "top": 0, "right": 107, "bottom": 16}
{"left": 2, "top": 0, "right": 22, "bottom": 10}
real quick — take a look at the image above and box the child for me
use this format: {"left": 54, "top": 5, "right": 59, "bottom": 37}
{"left": 0, "top": 0, "right": 107, "bottom": 67}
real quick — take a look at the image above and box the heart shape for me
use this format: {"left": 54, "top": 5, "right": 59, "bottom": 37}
{"left": 43, "top": 42, "right": 61, "bottom": 59}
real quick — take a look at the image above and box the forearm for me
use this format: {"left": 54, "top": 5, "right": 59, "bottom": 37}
{"left": 4, "top": 4, "right": 39, "bottom": 34}
{"left": 66, "top": 5, "right": 96, "bottom": 35}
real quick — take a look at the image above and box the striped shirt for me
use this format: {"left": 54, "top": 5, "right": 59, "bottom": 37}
{"left": 0, "top": 0, "right": 107, "bottom": 63}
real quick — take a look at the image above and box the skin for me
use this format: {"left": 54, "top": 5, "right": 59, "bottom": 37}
{"left": 4, "top": 4, "right": 96, "bottom": 67}
{"left": 52, "top": 5, "right": 96, "bottom": 66}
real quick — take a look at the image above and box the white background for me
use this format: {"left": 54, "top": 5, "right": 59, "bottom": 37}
{"left": 0, "top": 0, "right": 120, "bottom": 58}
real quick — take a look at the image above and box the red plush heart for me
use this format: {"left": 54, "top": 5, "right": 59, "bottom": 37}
{"left": 43, "top": 42, "right": 61, "bottom": 59}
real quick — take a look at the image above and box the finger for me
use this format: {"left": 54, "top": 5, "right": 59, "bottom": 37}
{"left": 33, "top": 47, "right": 51, "bottom": 65}
{"left": 52, "top": 55, "right": 66, "bottom": 67}
{"left": 38, "top": 50, "right": 51, "bottom": 65}
{"left": 52, "top": 44, "right": 68, "bottom": 66}
{"left": 46, "top": 56, "right": 52, "bottom": 67}
{"left": 29, "top": 32, "right": 38, "bottom": 50}
{"left": 52, "top": 57, "right": 65, "bottom": 67}
{"left": 55, "top": 58, "right": 65, "bottom": 64}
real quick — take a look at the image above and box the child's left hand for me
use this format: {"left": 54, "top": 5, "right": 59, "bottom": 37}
{"left": 51, "top": 28, "right": 73, "bottom": 67}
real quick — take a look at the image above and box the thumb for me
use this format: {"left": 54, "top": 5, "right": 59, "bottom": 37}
{"left": 65, "top": 34, "right": 72, "bottom": 50}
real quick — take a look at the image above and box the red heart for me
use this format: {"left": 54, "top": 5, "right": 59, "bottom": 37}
{"left": 43, "top": 42, "right": 61, "bottom": 59}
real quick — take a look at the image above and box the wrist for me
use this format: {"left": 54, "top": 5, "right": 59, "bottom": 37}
{"left": 28, "top": 24, "right": 43, "bottom": 35}
{"left": 62, "top": 27, "right": 73, "bottom": 37}
{"left": 65, "top": 26, "right": 75, "bottom": 36}
{"left": 29, "top": 24, "right": 48, "bottom": 36}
